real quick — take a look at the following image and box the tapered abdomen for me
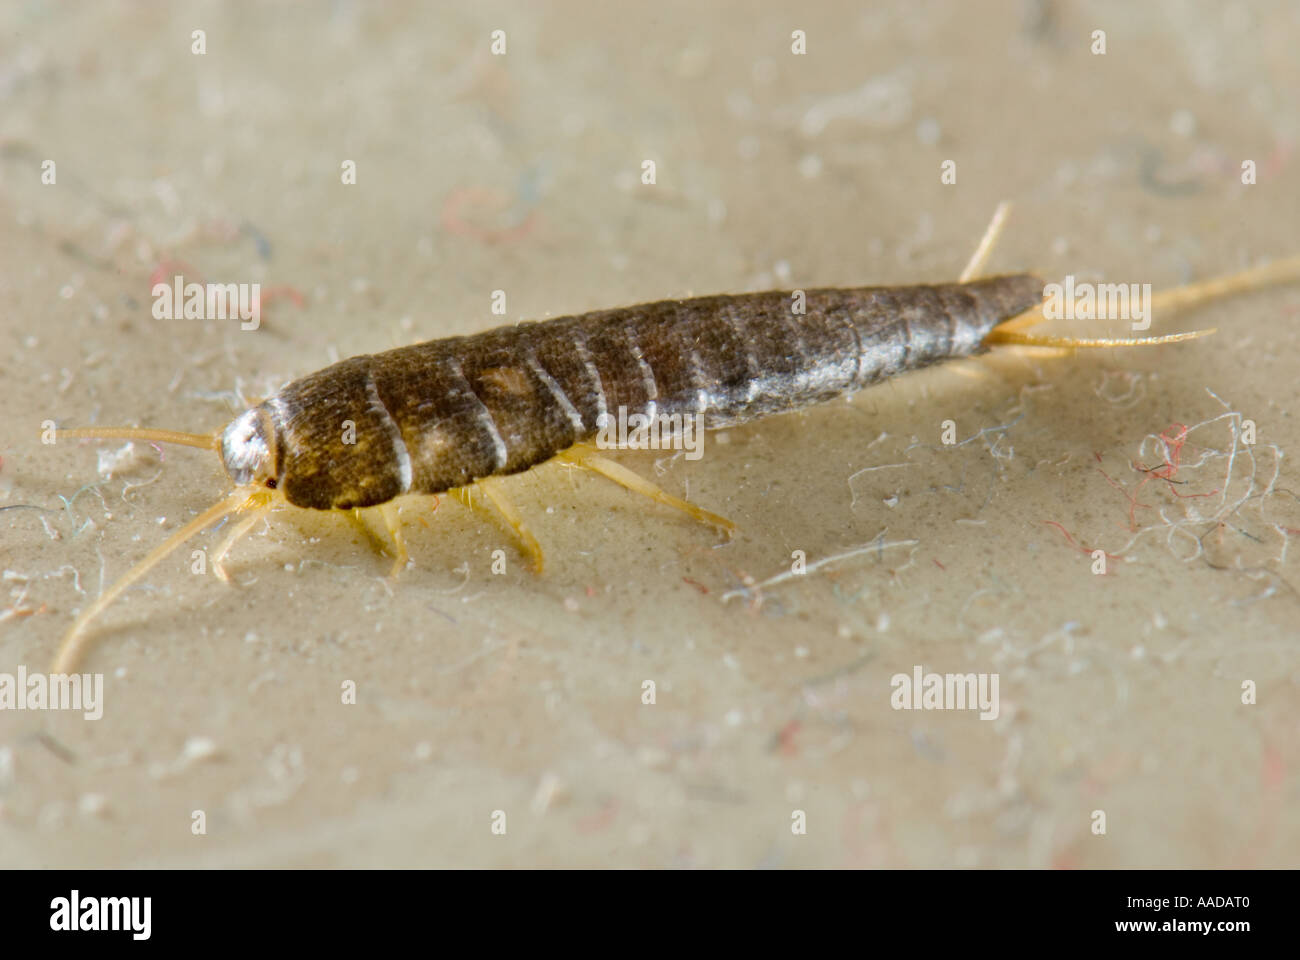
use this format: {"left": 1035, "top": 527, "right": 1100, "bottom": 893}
{"left": 266, "top": 275, "right": 1044, "bottom": 509}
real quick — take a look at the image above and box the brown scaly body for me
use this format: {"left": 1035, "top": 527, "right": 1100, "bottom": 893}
{"left": 227, "top": 275, "right": 1045, "bottom": 510}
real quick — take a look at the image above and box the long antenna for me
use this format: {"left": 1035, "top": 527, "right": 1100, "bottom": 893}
{"left": 56, "top": 426, "right": 220, "bottom": 451}
{"left": 51, "top": 489, "right": 263, "bottom": 673}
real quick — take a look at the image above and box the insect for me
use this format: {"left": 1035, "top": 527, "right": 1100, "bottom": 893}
{"left": 47, "top": 205, "right": 1300, "bottom": 671}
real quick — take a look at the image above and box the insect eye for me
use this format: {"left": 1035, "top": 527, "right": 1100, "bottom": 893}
{"left": 265, "top": 478, "right": 278, "bottom": 489}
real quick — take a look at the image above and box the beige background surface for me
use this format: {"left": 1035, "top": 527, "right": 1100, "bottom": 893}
{"left": 1, "top": 1, "right": 1297, "bottom": 867}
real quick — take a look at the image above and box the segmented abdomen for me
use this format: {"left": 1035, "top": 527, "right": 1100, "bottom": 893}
{"left": 269, "top": 274, "right": 1043, "bottom": 509}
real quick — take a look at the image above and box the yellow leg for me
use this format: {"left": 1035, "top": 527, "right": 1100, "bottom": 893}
{"left": 449, "top": 486, "right": 479, "bottom": 513}
{"left": 556, "top": 445, "right": 736, "bottom": 538}
{"left": 449, "top": 486, "right": 507, "bottom": 533}
{"left": 470, "top": 477, "right": 545, "bottom": 573}
{"left": 212, "top": 495, "right": 275, "bottom": 582}
{"left": 342, "top": 505, "right": 408, "bottom": 575}
{"left": 345, "top": 507, "right": 386, "bottom": 554}
{"left": 379, "top": 502, "right": 409, "bottom": 577}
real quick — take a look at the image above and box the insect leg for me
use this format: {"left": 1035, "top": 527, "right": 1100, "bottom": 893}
{"left": 344, "top": 508, "right": 387, "bottom": 555}
{"left": 462, "top": 478, "right": 546, "bottom": 573}
{"left": 448, "top": 487, "right": 482, "bottom": 514}
{"left": 555, "top": 445, "right": 736, "bottom": 539}
{"left": 378, "top": 503, "right": 410, "bottom": 577}
{"left": 211, "top": 492, "right": 275, "bottom": 582}
{"left": 341, "top": 507, "right": 409, "bottom": 574}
